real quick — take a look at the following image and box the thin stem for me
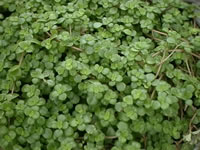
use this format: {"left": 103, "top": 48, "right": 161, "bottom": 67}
{"left": 190, "top": 55, "right": 195, "bottom": 76}
{"left": 76, "top": 136, "right": 118, "bottom": 140}
{"left": 152, "top": 29, "right": 168, "bottom": 36}
{"left": 168, "top": 49, "right": 183, "bottom": 52}
{"left": 177, "top": 138, "right": 183, "bottom": 145}
{"left": 11, "top": 84, "right": 15, "bottom": 94}
{"left": 194, "top": 19, "right": 197, "bottom": 28}
{"left": 184, "top": 105, "right": 188, "bottom": 111}
{"left": 105, "top": 136, "right": 118, "bottom": 139}
{"left": 155, "top": 49, "right": 166, "bottom": 78}
{"left": 158, "top": 44, "right": 180, "bottom": 66}
{"left": 71, "top": 46, "right": 82, "bottom": 51}
{"left": 167, "top": 49, "right": 200, "bottom": 60}
{"left": 181, "top": 38, "right": 189, "bottom": 43}
{"left": 179, "top": 101, "right": 184, "bottom": 120}
{"left": 155, "top": 63, "right": 162, "bottom": 78}
{"left": 150, "top": 90, "right": 156, "bottom": 99}
{"left": 46, "top": 32, "right": 51, "bottom": 37}
{"left": 152, "top": 51, "right": 162, "bottom": 57}
{"left": 152, "top": 49, "right": 183, "bottom": 58}
{"left": 190, "top": 52, "right": 200, "bottom": 59}
{"left": 69, "top": 25, "right": 72, "bottom": 35}
{"left": 150, "top": 32, "right": 162, "bottom": 42}
{"left": 143, "top": 135, "right": 147, "bottom": 149}
{"left": 193, "top": 125, "right": 198, "bottom": 130}
{"left": 189, "top": 111, "right": 198, "bottom": 133}
{"left": 185, "top": 59, "right": 192, "bottom": 76}
{"left": 19, "top": 52, "right": 25, "bottom": 66}
{"left": 178, "top": 66, "right": 189, "bottom": 73}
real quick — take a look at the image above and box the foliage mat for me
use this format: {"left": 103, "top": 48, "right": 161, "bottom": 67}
{"left": 0, "top": 0, "right": 200, "bottom": 150}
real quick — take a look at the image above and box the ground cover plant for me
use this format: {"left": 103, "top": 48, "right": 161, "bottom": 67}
{"left": 0, "top": 0, "right": 200, "bottom": 150}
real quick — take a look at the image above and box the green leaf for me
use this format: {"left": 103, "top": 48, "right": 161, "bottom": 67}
{"left": 160, "top": 102, "right": 169, "bottom": 110}
{"left": 54, "top": 129, "right": 63, "bottom": 138}
{"left": 131, "top": 89, "right": 147, "bottom": 100}
{"left": 183, "top": 133, "right": 191, "bottom": 142}
{"left": 7, "top": 65, "right": 21, "bottom": 81}
{"left": 43, "top": 128, "right": 53, "bottom": 139}
{"left": 5, "top": 94, "right": 19, "bottom": 101}
{"left": 93, "top": 22, "right": 102, "bottom": 28}
{"left": 151, "top": 101, "right": 161, "bottom": 110}
{"left": 196, "top": 60, "right": 200, "bottom": 68}
{"left": 146, "top": 73, "right": 155, "bottom": 82}
{"left": 86, "top": 125, "right": 97, "bottom": 134}
{"left": 123, "top": 95, "right": 133, "bottom": 105}
{"left": 167, "top": 37, "right": 176, "bottom": 44}
{"left": 156, "top": 81, "right": 171, "bottom": 92}
{"left": 59, "top": 93, "right": 67, "bottom": 101}
{"left": 185, "top": 100, "right": 193, "bottom": 106}
{"left": 116, "top": 82, "right": 126, "bottom": 92}
{"left": 123, "top": 29, "right": 132, "bottom": 36}
{"left": 117, "top": 121, "right": 128, "bottom": 131}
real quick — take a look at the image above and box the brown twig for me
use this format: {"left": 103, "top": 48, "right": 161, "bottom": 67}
{"left": 185, "top": 59, "right": 192, "bottom": 76}
{"left": 46, "top": 32, "right": 51, "bottom": 37}
{"left": 190, "top": 52, "right": 200, "bottom": 59}
{"left": 193, "top": 125, "right": 198, "bottom": 130}
{"left": 179, "top": 101, "right": 184, "bottom": 120}
{"left": 150, "top": 31, "right": 162, "bottom": 42}
{"left": 152, "top": 29, "right": 188, "bottom": 43}
{"left": 175, "top": 138, "right": 184, "bottom": 150}
{"left": 152, "top": 29, "right": 168, "bottom": 36}
{"left": 152, "top": 51, "right": 162, "bottom": 57}
{"left": 181, "top": 37, "right": 189, "bottom": 43}
{"left": 105, "top": 136, "right": 118, "bottom": 139}
{"left": 175, "top": 141, "right": 180, "bottom": 150}
{"left": 178, "top": 66, "right": 190, "bottom": 74}
{"left": 176, "top": 110, "right": 198, "bottom": 150}
{"left": 152, "top": 37, "right": 162, "bottom": 42}
{"left": 191, "top": 105, "right": 197, "bottom": 112}
{"left": 189, "top": 111, "right": 198, "bottom": 133}
{"left": 152, "top": 49, "right": 200, "bottom": 60}
{"left": 80, "top": 29, "right": 88, "bottom": 35}
{"left": 193, "top": 18, "right": 197, "bottom": 28}
{"left": 71, "top": 46, "right": 82, "bottom": 51}
{"left": 143, "top": 135, "right": 147, "bottom": 149}
{"left": 158, "top": 44, "right": 180, "bottom": 66}
{"left": 190, "top": 56, "right": 195, "bottom": 76}
{"left": 168, "top": 49, "right": 200, "bottom": 60}
{"left": 152, "top": 49, "right": 183, "bottom": 58}
{"left": 178, "top": 138, "right": 183, "bottom": 145}
{"left": 155, "top": 49, "right": 166, "bottom": 78}
{"left": 155, "top": 63, "right": 163, "bottom": 78}
{"left": 168, "top": 49, "right": 184, "bottom": 53}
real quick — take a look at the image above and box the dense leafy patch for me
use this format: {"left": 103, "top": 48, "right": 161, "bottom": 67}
{"left": 0, "top": 0, "right": 200, "bottom": 150}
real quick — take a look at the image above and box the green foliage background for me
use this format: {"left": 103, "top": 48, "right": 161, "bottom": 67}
{"left": 0, "top": 0, "right": 200, "bottom": 150}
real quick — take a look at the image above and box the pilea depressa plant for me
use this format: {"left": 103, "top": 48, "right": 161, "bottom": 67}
{"left": 0, "top": 0, "right": 200, "bottom": 150}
